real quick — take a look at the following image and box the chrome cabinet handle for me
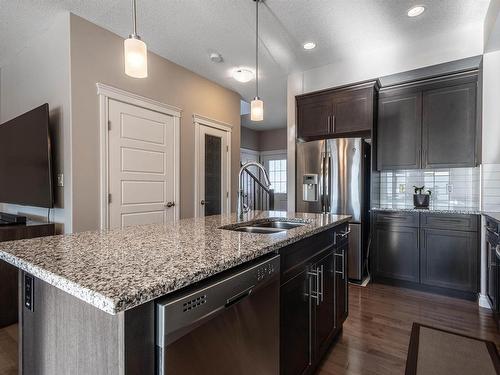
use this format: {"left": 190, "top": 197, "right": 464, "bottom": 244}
{"left": 165, "top": 202, "right": 175, "bottom": 208}
{"left": 319, "top": 265, "right": 324, "bottom": 302}
{"left": 332, "top": 115, "right": 336, "bottom": 133}
{"left": 308, "top": 269, "right": 320, "bottom": 306}
{"left": 337, "top": 229, "right": 351, "bottom": 238}
{"left": 335, "top": 251, "right": 345, "bottom": 280}
{"left": 200, "top": 200, "right": 206, "bottom": 205}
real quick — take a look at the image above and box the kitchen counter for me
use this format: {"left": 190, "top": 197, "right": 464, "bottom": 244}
{"left": 371, "top": 206, "right": 481, "bottom": 215}
{"left": 483, "top": 212, "right": 500, "bottom": 223}
{"left": 0, "top": 211, "right": 350, "bottom": 315}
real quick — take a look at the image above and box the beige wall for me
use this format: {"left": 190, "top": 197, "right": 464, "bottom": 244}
{"left": 241, "top": 126, "right": 286, "bottom": 152}
{"left": 70, "top": 14, "right": 241, "bottom": 231}
{"left": 0, "top": 13, "right": 71, "bottom": 233}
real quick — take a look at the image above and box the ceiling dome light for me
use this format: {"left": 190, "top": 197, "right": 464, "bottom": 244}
{"left": 407, "top": 5, "right": 425, "bottom": 17}
{"left": 303, "top": 42, "right": 316, "bottom": 50}
{"left": 232, "top": 68, "right": 254, "bottom": 83}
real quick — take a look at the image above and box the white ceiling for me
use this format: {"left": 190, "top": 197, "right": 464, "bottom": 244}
{"left": 0, "top": 0, "right": 491, "bottom": 130}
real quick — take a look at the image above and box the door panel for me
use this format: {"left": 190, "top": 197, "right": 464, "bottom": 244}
{"left": 335, "top": 243, "right": 348, "bottom": 327}
{"left": 297, "top": 96, "right": 332, "bottom": 140}
{"left": 377, "top": 91, "right": 422, "bottom": 170}
{"left": 332, "top": 89, "right": 372, "bottom": 134}
{"left": 420, "top": 228, "right": 478, "bottom": 292}
{"left": 280, "top": 270, "right": 311, "bottom": 375}
{"left": 422, "top": 83, "right": 477, "bottom": 168}
{"left": 108, "top": 99, "right": 177, "bottom": 229}
{"left": 373, "top": 225, "right": 419, "bottom": 282}
{"left": 197, "top": 125, "right": 230, "bottom": 217}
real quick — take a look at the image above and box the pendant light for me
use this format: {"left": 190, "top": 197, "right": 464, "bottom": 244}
{"left": 250, "top": 0, "right": 264, "bottom": 121}
{"left": 124, "top": 0, "right": 148, "bottom": 78}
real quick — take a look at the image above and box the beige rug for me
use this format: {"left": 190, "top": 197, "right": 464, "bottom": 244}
{"left": 405, "top": 323, "right": 500, "bottom": 375}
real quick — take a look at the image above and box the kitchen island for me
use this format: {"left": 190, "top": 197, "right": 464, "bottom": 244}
{"left": 0, "top": 211, "right": 350, "bottom": 374}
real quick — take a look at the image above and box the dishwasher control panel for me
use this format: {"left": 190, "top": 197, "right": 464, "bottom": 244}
{"left": 256, "top": 261, "right": 277, "bottom": 281}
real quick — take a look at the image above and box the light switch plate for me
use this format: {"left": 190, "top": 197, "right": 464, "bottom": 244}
{"left": 398, "top": 184, "right": 406, "bottom": 193}
{"left": 57, "top": 174, "right": 64, "bottom": 187}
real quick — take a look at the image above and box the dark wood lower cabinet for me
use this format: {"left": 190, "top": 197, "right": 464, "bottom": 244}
{"left": 373, "top": 224, "right": 419, "bottom": 282}
{"left": 280, "top": 269, "right": 311, "bottom": 375}
{"left": 372, "top": 211, "right": 479, "bottom": 300}
{"left": 280, "top": 223, "right": 349, "bottom": 375}
{"left": 420, "top": 228, "right": 478, "bottom": 292}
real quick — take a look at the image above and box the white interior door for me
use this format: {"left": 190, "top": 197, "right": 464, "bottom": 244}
{"left": 261, "top": 152, "right": 288, "bottom": 211}
{"left": 108, "top": 99, "right": 177, "bottom": 228}
{"left": 197, "top": 125, "right": 230, "bottom": 217}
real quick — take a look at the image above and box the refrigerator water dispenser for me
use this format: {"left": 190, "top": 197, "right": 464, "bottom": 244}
{"left": 302, "top": 174, "right": 318, "bottom": 202}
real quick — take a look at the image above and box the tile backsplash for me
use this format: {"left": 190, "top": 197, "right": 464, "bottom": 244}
{"left": 378, "top": 167, "right": 480, "bottom": 210}
{"left": 482, "top": 163, "right": 500, "bottom": 212}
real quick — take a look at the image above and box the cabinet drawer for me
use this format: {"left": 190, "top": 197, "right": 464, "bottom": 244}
{"left": 420, "top": 213, "right": 479, "bottom": 232}
{"left": 280, "top": 229, "right": 335, "bottom": 284}
{"left": 374, "top": 211, "right": 419, "bottom": 227}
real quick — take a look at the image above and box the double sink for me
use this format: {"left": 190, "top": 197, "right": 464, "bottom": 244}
{"left": 220, "top": 218, "right": 308, "bottom": 234}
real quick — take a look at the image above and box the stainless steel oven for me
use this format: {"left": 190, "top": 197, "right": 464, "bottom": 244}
{"left": 156, "top": 254, "right": 280, "bottom": 375}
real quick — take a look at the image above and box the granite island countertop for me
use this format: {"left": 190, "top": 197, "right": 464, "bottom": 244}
{"left": 0, "top": 211, "right": 350, "bottom": 315}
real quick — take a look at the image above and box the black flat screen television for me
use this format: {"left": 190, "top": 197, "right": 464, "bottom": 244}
{"left": 0, "top": 104, "right": 53, "bottom": 208}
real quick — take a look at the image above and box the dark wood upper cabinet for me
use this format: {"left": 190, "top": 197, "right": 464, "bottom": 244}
{"left": 376, "top": 71, "right": 479, "bottom": 171}
{"left": 422, "top": 82, "right": 477, "bottom": 168}
{"left": 377, "top": 90, "right": 422, "bottom": 170}
{"left": 296, "top": 81, "right": 378, "bottom": 141}
{"left": 296, "top": 94, "right": 332, "bottom": 140}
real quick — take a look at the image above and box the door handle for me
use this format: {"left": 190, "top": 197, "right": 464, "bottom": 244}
{"left": 200, "top": 200, "right": 206, "bottom": 206}
{"left": 335, "top": 250, "right": 345, "bottom": 280}
{"left": 331, "top": 115, "right": 336, "bottom": 133}
{"left": 319, "top": 265, "right": 324, "bottom": 302}
{"left": 337, "top": 229, "right": 351, "bottom": 238}
{"left": 165, "top": 202, "right": 175, "bottom": 208}
{"left": 308, "top": 269, "right": 320, "bottom": 306}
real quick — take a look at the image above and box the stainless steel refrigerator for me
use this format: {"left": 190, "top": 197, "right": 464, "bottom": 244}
{"left": 296, "top": 138, "right": 371, "bottom": 283}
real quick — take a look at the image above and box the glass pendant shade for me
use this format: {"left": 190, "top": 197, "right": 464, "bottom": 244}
{"left": 251, "top": 98, "right": 264, "bottom": 121}
{"left": 124, "top": 36, "right": 148, "bottom": 78}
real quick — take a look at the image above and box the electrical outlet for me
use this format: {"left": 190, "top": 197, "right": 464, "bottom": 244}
{"left": 57, "top": 174, "right": 64, "bottom": 187}
{"left": 447, "top": 184, "right": 453, "bottom": 193}
{"left": 24, "top": 274, "right": 34, "bottom": 311}
{"left": 399, "top": 184, "right": 406, "bottom": 193}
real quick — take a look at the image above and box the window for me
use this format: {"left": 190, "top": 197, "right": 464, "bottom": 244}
{"left": 268, "top": 159, "right": 287, "bottom": 193}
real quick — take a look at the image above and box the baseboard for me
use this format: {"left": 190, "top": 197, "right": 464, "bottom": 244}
{"left": 478, "top": 294, "right": 492, "bottom": 309}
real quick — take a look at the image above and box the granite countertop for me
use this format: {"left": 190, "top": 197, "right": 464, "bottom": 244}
{"left": 371, "top": 206, "right": 482, "bottom": 215}
{"left": 483, "top": 212, "right": 500, "bottom": 223}
{"left": 0, "top": 211, "right": 350, "bottom": 315}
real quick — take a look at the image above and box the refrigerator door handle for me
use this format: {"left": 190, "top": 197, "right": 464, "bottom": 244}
{"left": 326, "top": 153, "right": 332, "bottom": 212}
{"left": 321, "top": 152, "right": 327, "bottom": 213}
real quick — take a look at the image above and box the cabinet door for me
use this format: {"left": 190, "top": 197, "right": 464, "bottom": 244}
{"left": 331, "top": 88, "right": 373, "bottom": 135}
{"left": 420, "top": 228, "right": 478, "bottom": 292}
{"left": 377, "top": 91, "right": 422, "bottom": 170}
{"left": 296, "top": 95, "right": 332, "bottom": 140}
{"left": 373, "top": 225, "right": 419, "bottom": 282}
{"left": 422, "top": 83, "right": 477, "bottom": 168}
{"left": 487, "top": 242, "right": 498, "bottom": 311}
{"left": 280, "top": 269, "right": 311, "bottom": 375}
{"left": 334, "top": 243, "right": 348, "bottom": 327}
{"left": 314, "top": 251, "right": 335, "bottom": 357}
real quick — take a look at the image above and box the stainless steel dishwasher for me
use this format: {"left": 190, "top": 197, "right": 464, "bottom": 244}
{"left": 156, "top": 254, "right": 280, "bottom": 375}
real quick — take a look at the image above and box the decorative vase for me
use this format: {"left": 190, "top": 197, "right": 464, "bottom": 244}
{"left": 413, "top": 194, "right": 430, "bottom": 208}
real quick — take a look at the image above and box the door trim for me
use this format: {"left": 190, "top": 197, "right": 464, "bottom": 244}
{"left": 193, "top": 114, "right": 232, "bottom": 218}
{"left": 97, "top": 83, "right": 181, "bottom": 229}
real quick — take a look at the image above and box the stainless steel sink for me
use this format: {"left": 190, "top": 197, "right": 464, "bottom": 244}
{"left": 220, "top": 219, "right": 308, "bottom": 234}
{"left": 252, "top": 221, "right": 306, "bottom": 230}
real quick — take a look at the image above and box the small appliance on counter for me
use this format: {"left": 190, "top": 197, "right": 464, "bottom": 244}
{"left": 296, "top": 138, "right": 371, "bottom": 284}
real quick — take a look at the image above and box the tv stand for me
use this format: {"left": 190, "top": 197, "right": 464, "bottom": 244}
{"left": 0, "top": 212, "right": 27, "bottom": 225}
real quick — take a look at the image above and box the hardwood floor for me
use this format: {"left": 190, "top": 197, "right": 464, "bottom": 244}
{"left": 318, "top": 283, "right": 500, "bottom": 375}
{"left": 0, "top": 324, "right": 17, "bottom": 375}
{"left": 0, "top": 283, "right": 498, "bottom": 375}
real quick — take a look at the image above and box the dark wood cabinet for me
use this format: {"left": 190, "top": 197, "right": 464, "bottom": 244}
{"left": 422, "top": 82, "right": 477, "bottom": 168}
{"left": 373, "top": 224, "right": 419, "bottom": 282}
{"left": 372, "top": 211, "right": 479, "bottom": 300}
{"left": 420, "top": 228, "right": 478, "bottom": 292}
{"left": 280, "top": 269, "right": 311, "bottom": 375}
{"left": 296, "top": 94, "right": 332, "bottom": 139}
{"left": 376, "top": 71, "right": 479, "bottom": 171}
{"left": 296, "top": 81, "right": 378, "bottom": 141}
{"left": 0, "top": 221, "right": 55, "bottom": 328}
{"left": 279, "top": 223, "right": 349, "bottom": 375}
{"left": 377, "top": 91, "right": 422, "bottom": 170}
{"left": 334, "top": 242, "right": 348, "bottom": 328}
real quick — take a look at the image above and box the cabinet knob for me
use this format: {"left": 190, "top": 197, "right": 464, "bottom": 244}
{"left": 165, "top": 202, "right": 175, "bottom": 208}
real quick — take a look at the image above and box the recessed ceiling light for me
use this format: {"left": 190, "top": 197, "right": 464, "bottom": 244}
{"left": 303, "top": 42, "right": 316, "bottom": 50}
{"left": 232, "top": 68, "right": 254, "bottom": 83}
{"left": 407, "top": 5, "right": 425, "bottom": 17}
{"left": 209, "top": 52, "right": 223, "bottom": 63}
